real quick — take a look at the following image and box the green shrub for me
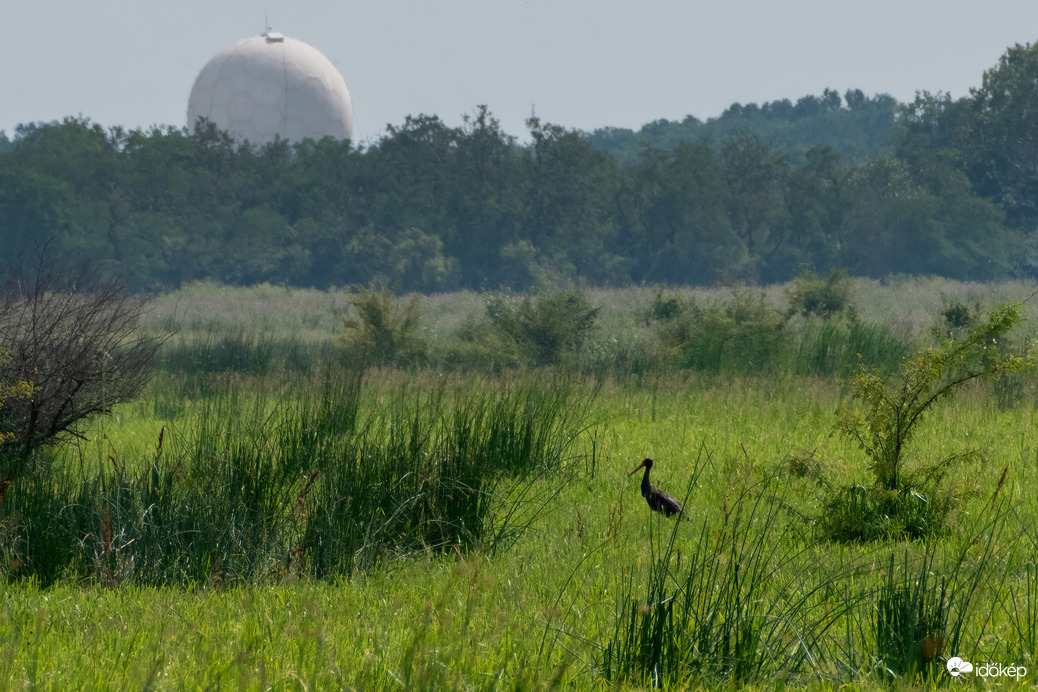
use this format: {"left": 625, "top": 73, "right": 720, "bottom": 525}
{"left": 441, "top": 314, "right": 522, "bottom": 372}
{"left": 339, "top": 281, "right": 425, "bottom": 367}
{"left": 786, "top": 268, "right": 855, "bottom": 319}
{"left": 657, "top": 287, "right": 788, "bottom": 373}
{"left": 645, "top": 286, "right": 689, "bottom": 323}
{"left": 484, "top": 288, "right": 599, "bottom": 367}
{"left": 835, "top": 302, "right": 1025, "bottom": 493}
{"left": 939, "top": 297, "right": 982, "bottom": 334}
{"left": 826, "top": 302, "right": 1026, "bottom": 541}
{"left": 0, "top": 371, "right": 590, "bottom": 585}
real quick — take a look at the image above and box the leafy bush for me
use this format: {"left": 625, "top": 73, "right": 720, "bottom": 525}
{"left": 650, "top": 285, "right": 908, "bottom": 377}
{"left": 786, "top": 268, "right": 856, "bottom": 319}
{"left": 338, "top": 281, "right": 425, "bottom": 367}
{"left": 656, "top": 287, "right": 789, "bottom": 373}
{"left": 835, "top": 302, "right": 1025, "bottom": 492}
{"left": 440, "top": 313, "right": 523, "bottom": 372}
{"left": 645, "top": 286, "right": 689, "bottom": 323}
{"left": 940, "top": 298, "right": 981, "bottom": 333}
{"left": 484, "top": 288, "right": 599, "bottom": 367}
{"left": 825, "top": 302, "right": 1026, "bottom": 541}
{"left": 936, "top": 297, "right": 1028, "bottom": 410}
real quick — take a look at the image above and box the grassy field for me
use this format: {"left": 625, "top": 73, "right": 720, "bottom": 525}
{"left": 144, "top": 275, "right": 1038, "bottom": 345}
{"left": 1, "top": 278, "right": 1037, "bottom": 689}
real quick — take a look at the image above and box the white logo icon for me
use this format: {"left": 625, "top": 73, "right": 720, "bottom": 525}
{"left": 947, "top": 657, "right": 973, "bottom": 677}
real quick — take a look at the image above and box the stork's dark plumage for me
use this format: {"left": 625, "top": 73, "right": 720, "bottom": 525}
{"left": 628, "top": 458, "right": 683, "bottom": 517}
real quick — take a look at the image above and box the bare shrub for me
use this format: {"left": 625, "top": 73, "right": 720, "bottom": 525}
{"left": 0, "top": 267, "right": 164, "bottom": 479}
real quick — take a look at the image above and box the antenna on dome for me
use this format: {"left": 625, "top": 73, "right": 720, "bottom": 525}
{"left": 262, "top": 15, "right": 284, "bottom": 43}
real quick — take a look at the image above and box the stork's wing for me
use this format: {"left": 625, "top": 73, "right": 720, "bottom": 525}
{"left": 648, "top": 487, "right": 683, "bottom": 517}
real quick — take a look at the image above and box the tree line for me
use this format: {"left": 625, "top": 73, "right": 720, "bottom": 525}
{"left": 3, "top": 41, "right": 1038, "bottom": 292}
{"left": 589, "top": 88, "right": 898, "bottom": 166}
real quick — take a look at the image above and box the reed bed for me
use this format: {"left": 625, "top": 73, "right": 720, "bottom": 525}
{"left": 0, "top": 369, "right": 592, "bottom": 587}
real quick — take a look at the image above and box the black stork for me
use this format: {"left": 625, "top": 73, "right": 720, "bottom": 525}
{"left": 628, "top": 458, "right": 683, "bottom": 517}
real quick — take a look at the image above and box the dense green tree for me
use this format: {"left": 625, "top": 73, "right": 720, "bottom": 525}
{"left": 291, "top": 137, "right": 370, "bottom": 225}
{"left": 959, "top": 41, "right": 1038, "bottom": 232}
{"left": 837, "top": 156, "right": 1012, "bottom": 278}
{"left": 212, "top": 206, "right": 305, "bottom": 285}
{"left": 892, "top": 91, "right": 965, "bottom": 161}
{"left": 618, "top": 142, "right": 738, "bottom": 284}
{"left": 905, "top": 154, "right": 1016, "bottom": 279}
{"left": 445, "top": 106, "right": 525, "bottom": 286}
{"left": 2, "top": 118, "right": 121, "bottom": 264}
{"left": 782, "top": 146, "right": 844, "bottom": 274}
{"left": 0, "top": 146, "right": 65, "bottom": 257}
{"left": 113, "top": 126, "right": 198, "bottom": 287}
{"left": 368, "top": 114, "right": 457, "bottom": 238}
{"left": 590, "top": 88, "right": 897, "bottom": 166}
{"left": 720, "top": 133, "right": 790, "bottom": 281}
{"left": 289, "top": 137, "right": 372, "bottom": 288}
{"left": 524, "top": 117, "right": 626, "bottom": 286}
{"left": 0, "top": 82, "right": 1026, "bottom": 292}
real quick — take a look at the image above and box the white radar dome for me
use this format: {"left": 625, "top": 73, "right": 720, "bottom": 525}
{"left": 187, "top": 31, "right": 353, "bottom": 146}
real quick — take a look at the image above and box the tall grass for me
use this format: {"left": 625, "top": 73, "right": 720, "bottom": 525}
{"left": 0, "top": 370, "right": 592, "bottom": 586}
{"left": 601, "top": 457, "right": 853, "bottom": 687}
{"left": 159, "top": 327, "right": 324, "bottom": 375}
{"left": 2, "top": 371, "right": 1037, "bottom": 687}
{"left": 791, "top": 317, "right": 908, "bottom": 377}
{"left": 596, "top": 441, "right": 1029, "bottom": 687}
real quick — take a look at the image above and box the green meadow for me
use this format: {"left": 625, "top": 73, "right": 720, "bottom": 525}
{"left": 2, "top": 278, "right": 1037, "bottom": 689}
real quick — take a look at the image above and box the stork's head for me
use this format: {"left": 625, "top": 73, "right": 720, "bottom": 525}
{"left": 628, "top": 458, "right": 653, "bottom": 476}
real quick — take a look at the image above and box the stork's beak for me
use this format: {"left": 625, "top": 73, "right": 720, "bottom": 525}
{"left": 628, "top": 459, "right": 648, "bottom": 476}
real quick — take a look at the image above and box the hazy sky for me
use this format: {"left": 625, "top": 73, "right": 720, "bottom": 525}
{"left": 5, "top": 1, "right": 1038, "bottom": 144}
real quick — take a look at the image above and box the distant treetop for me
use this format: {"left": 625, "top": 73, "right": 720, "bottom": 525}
{"left": 588, "top": 88, "right": 897, "bottom": 165}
